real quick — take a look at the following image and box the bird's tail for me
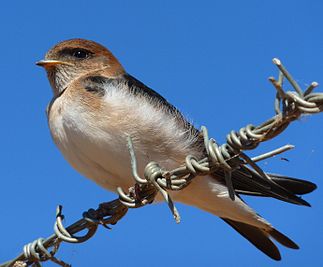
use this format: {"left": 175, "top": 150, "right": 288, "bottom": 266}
{"left": 175, "top": 170, "right": 316, "bottom": 260}
{"left": 221, "top": 218, "right": 298, "bottom": 260}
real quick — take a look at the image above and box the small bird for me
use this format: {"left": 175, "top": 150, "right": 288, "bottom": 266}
{"left": 37, "top": 39, "right": 316, "bottom": 260}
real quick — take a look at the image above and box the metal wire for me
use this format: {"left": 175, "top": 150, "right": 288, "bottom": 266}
{"left": 1, "top": 58, "right": 322, "bottom": 266}
{"left": 1, "top": 202, "right": 128, "bottom": 267}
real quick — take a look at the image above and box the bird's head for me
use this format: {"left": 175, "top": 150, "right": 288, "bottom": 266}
{"left": 37, "top": 38, "right": 124, "bottom": 95}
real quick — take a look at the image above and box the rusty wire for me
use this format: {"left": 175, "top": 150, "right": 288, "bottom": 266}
{"left": 1, "top": 58, "right": 322, "bottom": 266}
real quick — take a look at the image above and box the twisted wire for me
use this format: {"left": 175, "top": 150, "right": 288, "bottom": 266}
{"left": 21, "top": 238, "right": 69, "bottom": 267}
{"left": 2, "top": 201, "right": 128, "bottom": 267}
{"left": 2, "top": 58, "right": 323, "bottom": 266}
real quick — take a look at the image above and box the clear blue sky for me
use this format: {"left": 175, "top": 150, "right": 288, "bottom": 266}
{"left": 1, "top": 1, "right": 322, "bottom": 266}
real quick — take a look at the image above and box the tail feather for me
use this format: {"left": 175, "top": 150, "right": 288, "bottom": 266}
{"left": 222, "top": 218, "right": 298, "bottom": 261}
{"left": 215, "top": 165, "right": 317, "bottom": 206}
{"left": 177, "top": 175, "right": 308, "bottom": 261}
{"left": 269, "top": 228, "right": 299, "bottom": 249}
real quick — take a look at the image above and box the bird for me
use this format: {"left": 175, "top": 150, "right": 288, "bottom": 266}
{"left": 36, "top": 38, "right": 316, "bottom": 261}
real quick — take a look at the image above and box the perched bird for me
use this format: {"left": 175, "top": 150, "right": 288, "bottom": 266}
{"left": 37, "top": 39, "right": 316, "bottom": 260}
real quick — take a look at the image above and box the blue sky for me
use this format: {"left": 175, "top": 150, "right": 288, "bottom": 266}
{"left": 1, "top": 1, "right": 322, "bottom": 266}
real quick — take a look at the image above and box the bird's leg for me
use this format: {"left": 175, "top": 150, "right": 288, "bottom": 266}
{"left": 85, "top": 199, "right": 128, "bottom": 226}
{"left": 118, "top": 183, "right": 157, "bottom": 208}
{"left": 132, "top": 183, "right": 158, "bottom": 205}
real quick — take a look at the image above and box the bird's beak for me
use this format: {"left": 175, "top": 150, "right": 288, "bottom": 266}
{"left": 36, "top": 59, "right": 68, "bottom": 68}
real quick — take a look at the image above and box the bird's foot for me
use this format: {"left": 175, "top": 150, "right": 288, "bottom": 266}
{"left": 84, "top": 199, "right": 128, "bottom": 227}
{"left": 117, "top": 184, "right": 157, "bottom": 208}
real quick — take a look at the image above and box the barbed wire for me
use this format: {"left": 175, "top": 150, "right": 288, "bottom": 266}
{"left": 1, "top": 58, "right": 322, "bottom": 267}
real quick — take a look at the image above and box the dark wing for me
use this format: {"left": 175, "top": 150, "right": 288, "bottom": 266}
{"left": 122, "top": 73, "right": 180, "bottom": 114}
{"left": 219, "top": 165, "right": 317, "bottom": 206}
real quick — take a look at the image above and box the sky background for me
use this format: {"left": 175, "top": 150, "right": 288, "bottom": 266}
{"left": 1, "top": 1, "right": 322, "bottom": 266}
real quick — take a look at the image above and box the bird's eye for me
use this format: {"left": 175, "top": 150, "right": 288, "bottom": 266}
{"left": 72, "top": 49, "right": 89, "bottom": 59}
{"left": 59, "top": 48, "right": 93, "bottom": 60}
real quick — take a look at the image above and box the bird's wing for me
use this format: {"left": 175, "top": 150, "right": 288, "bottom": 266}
{"left": 81, "top": 72, "right": 205, "bottom": 153}
{"left": 217, "top": 165, "right": 317, "bottom": 206}
{"left": 82, "top": 72, "right": 316, "bottom": 206}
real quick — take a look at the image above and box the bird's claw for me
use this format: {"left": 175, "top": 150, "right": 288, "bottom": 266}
{"left": 117, "top": 183, "right": 157, "bottom": 209}
{"left": 84, "top": 199, "right": 128, "bottom": 226}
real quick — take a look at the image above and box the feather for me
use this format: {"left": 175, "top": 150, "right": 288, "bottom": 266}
{"left": 222, "top": 218, "right": 298, "bottom": 260}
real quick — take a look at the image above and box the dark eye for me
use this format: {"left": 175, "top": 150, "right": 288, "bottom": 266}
{"left": 59, "top": 48, "right": 93, "bottom": 60}
{"left": 72, "top": 49, "right": 89, "bottom": 59}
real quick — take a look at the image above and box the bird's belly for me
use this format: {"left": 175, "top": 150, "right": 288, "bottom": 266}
{"left": 53, "top": 128, "right": 138, "bottom": 192}
{"left": 48, "top": 104, "right": 180, "bottom": 193}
